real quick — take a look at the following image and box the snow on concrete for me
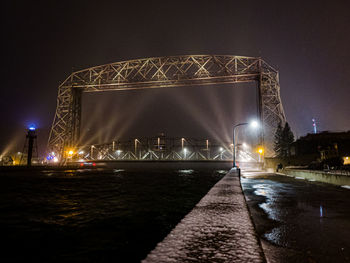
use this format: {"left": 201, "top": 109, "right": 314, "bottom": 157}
{"left": 142, "top": 169, "right": 265, "bottom": 263}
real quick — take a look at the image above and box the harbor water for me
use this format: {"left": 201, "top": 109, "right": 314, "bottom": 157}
{"left": 0, "top": 166, "right": 226, "bottom": 262}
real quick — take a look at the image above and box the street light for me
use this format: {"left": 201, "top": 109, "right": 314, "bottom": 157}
{"left": 135, "top": 139, "right": 140, "bottom": 159}
{"left": 257, "top": 147, "right": 264, "bottom": 162}
{"left": 181, "top": 138, "right": 185, "bottom": 150}
{"left": 219, "top": 147, "right": 224, "bottom": 160}
{"left": 233, "top": 120, "right": 259, "bottom": 168}
{"left": 91, "top": 145, "right": 94, "bottom": 159}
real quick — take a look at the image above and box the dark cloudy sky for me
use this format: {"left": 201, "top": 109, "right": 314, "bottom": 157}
{"left": 2, "top": 0, "right": 350, "bottom": 156}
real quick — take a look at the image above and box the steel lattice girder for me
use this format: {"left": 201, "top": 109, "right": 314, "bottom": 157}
{"left": 48, "top": 55, "right": 286, "bottom": 157}
{"left": 85, "top": 137, "right": 259, "bottom": 161}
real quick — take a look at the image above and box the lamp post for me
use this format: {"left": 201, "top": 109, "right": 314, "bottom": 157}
{"left": 135, "top": 139, "right": 140, "bottom": 159}
{"left": 233, "top": 120, "right": 259, "bottom": 168}
{"left": 91, "top": 145, "right": 94, "bottom": 159}
{"left": 219, "top": 147, "right": 224, "bottom": 160}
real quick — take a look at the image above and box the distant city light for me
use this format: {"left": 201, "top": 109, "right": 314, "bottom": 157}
{"left": 53, "top": 157, "right": 59, "bottom": 163}
{"left": 68, "top": 150, "right": 74, "bottom": 155}
{"left": 242, "top": 143, "right": 248, "bottom": 148}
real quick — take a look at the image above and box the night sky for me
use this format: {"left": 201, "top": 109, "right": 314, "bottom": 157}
{"left": 2, "top": 0, "right": 350, "bottom": 156}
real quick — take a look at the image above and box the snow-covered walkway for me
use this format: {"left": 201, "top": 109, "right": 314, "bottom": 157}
{"left": 143, "top": 169, "right": 265, "bottom": 263}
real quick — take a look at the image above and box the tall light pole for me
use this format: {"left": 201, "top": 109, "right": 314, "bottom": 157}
{"left": 233, "top": 120, "right": 259, "bottom": 168}
{"left": 135, "top": 139, "right": 140, "bottom": 159}
{"left": 206, "top": 139, "right": 209, "bottom": 159}
{"left": 91, "top": 145, "right": 95, "bottom": 160}
{"left": 181, "top": 138, "right": 185, "bottom": 150}
{"left": 219, "top": 147, "right": 224, "bottom": 160}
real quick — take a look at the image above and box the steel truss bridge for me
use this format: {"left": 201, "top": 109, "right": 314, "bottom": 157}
{"left": 78, "top": 136, "right": 259, "bottom": 162}
{"left": 48, "top": 55, "right": 286, "bottom": 159}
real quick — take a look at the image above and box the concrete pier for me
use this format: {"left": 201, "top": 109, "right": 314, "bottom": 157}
{"left": 142, "top": 169, "right": 265, "bottom": 263}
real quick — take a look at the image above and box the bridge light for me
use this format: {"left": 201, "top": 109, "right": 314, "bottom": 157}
{"left": 53, "top": 157, "right": 59, "bottom": 163}
{"left": 257, "top": 148, "right": 264, "bottom": 154}
{"left": 219, "top": 147, "right": 223, "bottom": 152}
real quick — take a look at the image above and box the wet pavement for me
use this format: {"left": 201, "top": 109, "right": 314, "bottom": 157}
{"left": 143, "top": 169, "right": 265, "bottom": 263}
{"left": 241, "top": 171, "right": 350, "bottom": 263}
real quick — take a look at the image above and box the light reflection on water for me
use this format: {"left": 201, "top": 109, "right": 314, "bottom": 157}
{"left": 0, "top": 168, "right": 226, "bottom": 262}
{"left": 242, "top": 175, "right": 350, "bottom": 262}
{"left": 252, "top": 183, "right": 282, "bottom": 222}
{"left": 216, "top": 170, "right": 228, "bottom": 175}
{"left": 177, "top": 169, "right": 194, "bottom": 175}
{"left": 264, "top": 225, "right": 290, "bottom": 247}
{"left": 247, "top": 179, "right": 331, "bottom": 246}
{"left": 113, "top": 169, "right": 125, "bottom": 173}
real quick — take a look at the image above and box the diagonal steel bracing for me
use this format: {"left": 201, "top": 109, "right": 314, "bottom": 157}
{"left": 48, "top": 55, "right": 286, "bottom": 158}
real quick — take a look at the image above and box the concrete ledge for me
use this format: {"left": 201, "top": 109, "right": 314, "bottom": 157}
{"left": 142, "top": 169, "right": 265, "bottom": 263}
{"left": 283, "top": 169, "right": 350, "bottom": 186}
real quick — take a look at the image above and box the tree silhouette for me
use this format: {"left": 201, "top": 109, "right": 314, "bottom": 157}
{"left": 274, "top": 122, "right": 294, "bottom": 158}
{"left": 274, "top": 123, "right": 283, "bottom": 157}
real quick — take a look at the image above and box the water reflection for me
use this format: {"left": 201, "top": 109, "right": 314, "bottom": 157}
{"left": 264, "top": 225, "right": 290, "bottom": 247}
{"left": 216, "top": 170, "right": 228, "bottom": 175}
{"left": 177, "top": 169, "right": 194, "bottom": 175}
{"left": 0, "top": 168, "right": 224, "bottom": 262}
{"left": 242, "top": 175, "right": 350, "bottom": 263}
